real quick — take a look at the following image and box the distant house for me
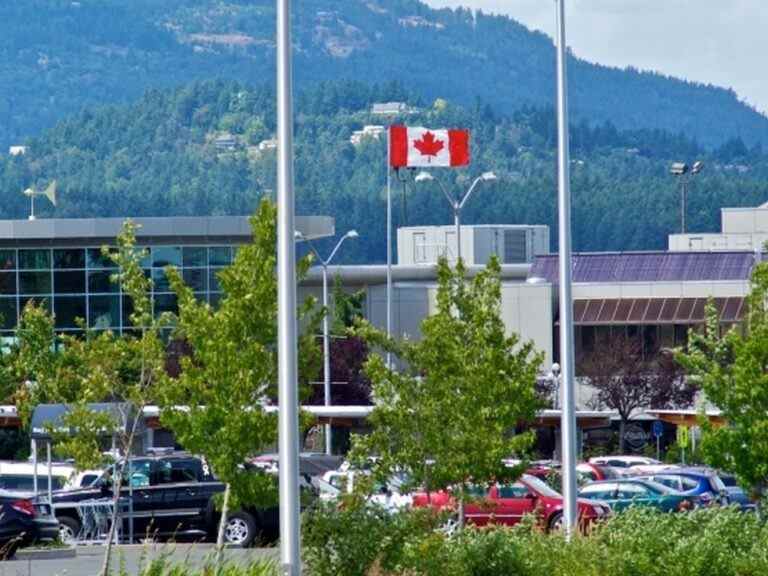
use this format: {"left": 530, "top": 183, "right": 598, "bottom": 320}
{"left": 350, "top": 125, "right": 385, "bottom": 146}
{"left": 258, "top": 139, "right": 278, "bottom": 152}
{"left": 371, "top": 102, "right": 409, "bottom": 116}
{"left": 8, "top": 146, "right": 26, "bottom": 156}
{"left": 213, "top": 133, "right": 238, "bottom": 151}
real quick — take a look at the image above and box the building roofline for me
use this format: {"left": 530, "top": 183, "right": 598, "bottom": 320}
{"left": 0, "top": 215, "right": 334, "bottom": 246}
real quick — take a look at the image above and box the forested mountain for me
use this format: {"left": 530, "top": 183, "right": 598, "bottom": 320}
{"left": 2, "top": 80, "right": 768, "bottom": 262}
{"left": 0, "top": 0, "right": 766, "bottom": 150}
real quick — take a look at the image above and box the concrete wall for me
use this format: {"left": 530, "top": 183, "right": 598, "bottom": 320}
{"left": 669, "top": 233, "right": 767, "bottom": 251}
{"left": 572, "top": 280, "right": 749, "bottom": 300}
{"left": 722, "top": 206, "right": 768, "bottom": 234}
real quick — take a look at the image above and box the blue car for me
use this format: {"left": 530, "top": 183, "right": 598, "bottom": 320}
{"left": 719, "top": 473, "right": 757, "bottom": 512}
{"left": 640, "top": 467, "right": 729, "bottom": 508}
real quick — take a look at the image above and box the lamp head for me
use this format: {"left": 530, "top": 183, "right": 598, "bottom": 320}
{"left": 414, "top": 171, "right": 434, "bottom": 183}
{"left": 551, "top": 362, "right": 561, "bottom": 377}
{"left": 294, "top": 230, "right": 304, "bottom": 240}
{"left": 23, "top": 187, "right": 35, "bottom": 197}
{"left": 481, "top": 171, "right": 497, "bottom": 182}
{"left": 692, "top": 161, "right": 704, "bottom": 174}
{"left": 670, "top": 162, "right": 689, "bottom": 176}
{"left": 345, "top": 230, "right": 359, "bottom": 239}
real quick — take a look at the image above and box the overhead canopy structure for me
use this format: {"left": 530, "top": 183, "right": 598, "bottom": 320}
{"left": 30, "top": 402, "right": 143, "bottom": 441}
{"left": 569, "top": 296, "right": 745, "bottom": 325}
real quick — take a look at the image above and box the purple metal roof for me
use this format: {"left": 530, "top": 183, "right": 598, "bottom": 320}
{"left": 529, "top": 252, "right": 757, "bottom": 284}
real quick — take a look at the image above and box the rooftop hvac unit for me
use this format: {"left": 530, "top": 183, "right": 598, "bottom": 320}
{"left": 503, "top": 229, "right": 528, "bottom": 264}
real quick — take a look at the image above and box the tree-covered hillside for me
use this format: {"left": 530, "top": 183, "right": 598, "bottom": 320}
{"left": 0, "top": 0, "right": 766, "bottom": 150}
{"left": 2, "top": 80, "right": 768, "bottom": 262}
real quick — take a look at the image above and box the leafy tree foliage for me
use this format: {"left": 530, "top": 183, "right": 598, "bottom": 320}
{"left": 678, "top": 272, "right": 768, "bottom": 499}
{"left": 350, "top": 257, "right": 543, "bottom": 522}
{"left": 160, "top": 199, "right": 320, "bottom": 516}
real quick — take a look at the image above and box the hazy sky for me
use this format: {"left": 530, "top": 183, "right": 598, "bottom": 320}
{"left": 425, "top": 0, "right": 768, "bottom": 115}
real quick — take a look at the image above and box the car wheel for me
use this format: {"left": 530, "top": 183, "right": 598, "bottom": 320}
{"left": 58, "top": 516, "right": 80, "bottom": 545}
{"left": 223, "top": 512, "right": 257, "bottom": 547}
{"left": 547, "top": 512, "right": 564, "bottom": 533}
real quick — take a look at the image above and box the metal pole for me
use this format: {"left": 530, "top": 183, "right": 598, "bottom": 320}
{"left": 32, "top": 439, "right": 38, "bottom": 494}
{"left": 386, "top": 138, "right": 393, "bottom": 368}
{"left": 276, "top": 0, "right": 301, "bottom": 572}
{"left": 454, "top": 207, "right": 461, "bottom": 262}
{"left": 322, "top": 264, "right": 332, "bottom": 455}
{"left": 681, "top": 177, "right": 687, "bottom": 234}
{"left": 555, "top": 0, "right": 578, "bottom": 539}
{"left": 46, "top": 441, "right": 52, "bottom": 506}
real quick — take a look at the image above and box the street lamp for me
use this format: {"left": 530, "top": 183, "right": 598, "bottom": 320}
{"left": 414, "top": 171, "right": 497, "bottom": 262}
{"left": 297, "top": 230, "right": 359, "bottom": 455}
{"left": 670, "top": 161, "right": 704, "bottom": 233}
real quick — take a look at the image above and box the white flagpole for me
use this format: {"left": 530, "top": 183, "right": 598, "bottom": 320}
{"left": 276, "top": 0, "right": 301, "bottom": 572}
{"left": 386, "top": 130, "right": 393, "bottom": 368}
{"left": 555, "top": 0, "right": 578, "bottom": 539}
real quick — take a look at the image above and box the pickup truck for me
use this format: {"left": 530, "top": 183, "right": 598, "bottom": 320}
{"left": 46, "top": 453, "right": 277, "bottom": 547}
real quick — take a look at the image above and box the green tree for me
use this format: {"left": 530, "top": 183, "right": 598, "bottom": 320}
{"left": 350, "top": 257, "right": 543, "bottom": 527}
{"left": 678, "top": 270, "right": 768, "bottom": 500}
{"left": 11, "top": 223, "right": 169, "bottom": 576}
{"left": 162, "top": 199, "right": 320, "bottom": 556}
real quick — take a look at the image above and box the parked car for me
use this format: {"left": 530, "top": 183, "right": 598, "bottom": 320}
{"left": 0, "top": 461, "right": 76, "bottom": 494}
{"left": 0, "top": 490, "right": 59, "bottom": 557}
{"left": 43, "top": 453, "right": 278, "bottom": 547}
{"left": 318, "top": 470, "right": 412, "bottom": 512}
{"left": 412, "top": 474, "right": 610, "bottom": 532}
{"left": 719, "top": 473, "right": 757, "bottom": 512}
{"left": 579, "top": 478, "right": 698, "bottom": 512}
{"left": 638, "top": 467, "right": 729, "bottom": 507}
{"left": 576, "top": 462, "right": 625, "bottom": 484}
{"left": 588, "top": 456, "right": 662, "bottom": 469}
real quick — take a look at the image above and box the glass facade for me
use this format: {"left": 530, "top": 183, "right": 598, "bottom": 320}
{"left": 0, "top": 245, "right": 235, "bottom": 335}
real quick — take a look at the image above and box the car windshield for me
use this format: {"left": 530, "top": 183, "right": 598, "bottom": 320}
{"left": 709, "top": 474, "right": 727, "bottom": 492}
{"left": 523, "top": 474, "right": 561, "bottom": 498}
{"left": 720, "top": 474, "right": 737, "bottom": 487}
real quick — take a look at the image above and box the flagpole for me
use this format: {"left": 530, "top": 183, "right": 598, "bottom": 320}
{"left": 555, "top": 0, "right": 578, "bottom": 540}
{"left": 276, "top": 0, "right": 301, "bottom": 572}
{"left": 386, "top": 130, "right": 393, "bottom": 369}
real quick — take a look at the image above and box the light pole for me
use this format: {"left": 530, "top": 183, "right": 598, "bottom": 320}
{"left": 670, "top": 161, "right": 704, "bottom": 233}
{"left": 414, "top": 171, "right": 497, "bottom": 262}
{"left": 298, "top": 230, "right": 359, "bottom": 455}
{"left": 554, "top": 0, "right": 578, "bottom": 539}
{"left": 276, "top": 0, "right": 301, "bottom": 571}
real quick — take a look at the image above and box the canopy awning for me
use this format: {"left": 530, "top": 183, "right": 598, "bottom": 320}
{"left": 564, "top": 297, "right": 745, "bottom": 325}
{"left": 30, "top": 403, "right": 143, "bottom": 440}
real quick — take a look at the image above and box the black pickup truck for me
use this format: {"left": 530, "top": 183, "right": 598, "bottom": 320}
{"left": 47, "top": 453, "right": 278, "bottom": 547}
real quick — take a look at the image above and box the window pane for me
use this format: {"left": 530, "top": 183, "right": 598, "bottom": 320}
{"left": 20, "top": 272, "right": 51, "bottom": 294}
{"left": 155, "top": 459, "right": 202, "bottom": 484}
{"left": 0, "top": 298, "right": 17, "bottom": 330}
{"left": 89, "top": 296, "right": 120, "bottom": 329}
{"left": 209, "top": 293, "right": 222, "bottom": 308}
{"left": 183, "top": 269, "right": 207, "bottom": 292}
{"left": 88, "top": 270, "right": 118, "bottom": 294}
{"left": 0, "top": 272, "right": 16, "bottom": 295}
{"left": 153, "top": 269, "right": 172, "bottom": 293}
{"left": 87, "top": 248, "right": 116, "bottom": 269}
{"left": 209, "top": 247, "right": 232, "bottom": 266}
{"left": 152, "top": 247, "right": 181, "bottom": 268}
{"left": 53, "top": 249, "right": 85, "bottom": 269}
{"left": 209, "top": 268, "right": 223, "bottom": 292}
{"left": 54, "top": 296, "right": 86, "bottom": 329}
{"left": 19, "top": 249, "right": 50, "bottom": 270}
{"left": 54, "top": 270, "right": 86, "bottom": 294}
{"left": 122, "top": 296, "right": 135, "bottom": 327}
{"left": 154, "top": 294, "right": 178, "bottom": 317}
{"left": 183, "top": 247, "right": 207, "bottom": 267}
{"left": 0, "top": 250, "right": 16, "bottom": 271}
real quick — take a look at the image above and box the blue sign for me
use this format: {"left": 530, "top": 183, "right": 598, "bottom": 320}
{"left": 652, "top": 420, "right": 664, "bottom": 438}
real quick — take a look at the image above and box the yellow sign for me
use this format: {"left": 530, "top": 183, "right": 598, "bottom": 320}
{"left": 676, "top": 425, "right": 689, "bottom": 448}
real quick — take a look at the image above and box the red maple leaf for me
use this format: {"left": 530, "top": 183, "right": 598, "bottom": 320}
{"left": 413, "top": 131, "right": 444, "bottom": 158}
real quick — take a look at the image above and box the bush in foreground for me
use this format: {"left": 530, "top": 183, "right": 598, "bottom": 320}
{"left": 302, "top": 503, "right": 768, "bottom": 576}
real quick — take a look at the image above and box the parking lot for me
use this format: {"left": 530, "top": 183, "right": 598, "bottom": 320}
{"left": 0, "top": 544, "right": 277, "bottom": 576}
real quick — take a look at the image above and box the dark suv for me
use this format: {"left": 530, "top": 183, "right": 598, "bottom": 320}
{"left": 47, "top": 453, "right": 277, "bottom": 547}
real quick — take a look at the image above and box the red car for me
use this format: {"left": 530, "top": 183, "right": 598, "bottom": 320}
{"left": 412, "top": 473, "right": 610, "bottom": 531}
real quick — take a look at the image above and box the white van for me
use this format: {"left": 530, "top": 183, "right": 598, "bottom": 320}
{"left": 0, "top": 461, "right": 76, "bottom": 493}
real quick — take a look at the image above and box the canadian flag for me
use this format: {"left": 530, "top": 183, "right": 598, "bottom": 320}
{"left": 389, "top": 126, "right": 470, "bottom": 168}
